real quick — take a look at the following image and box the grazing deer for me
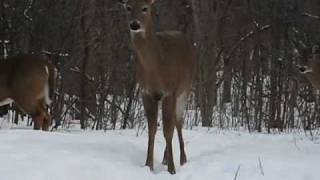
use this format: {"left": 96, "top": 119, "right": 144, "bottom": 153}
{"left": 121, "top": 0, "right": 195, "bottom": 174}
{"left": 298, "top": 45, "right": 320, "bottom": 90}
{"left": 0, "top": 54, "right": 56, "bottom": 130}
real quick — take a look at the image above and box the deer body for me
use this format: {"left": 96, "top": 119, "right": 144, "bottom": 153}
{"left": 135, "top": 31, "right": 194, "bottom": 97}
{"left": 122, "top": 0, "right": 195, "bottom": 174}
{"left": 0, "top": 54, "right": 56, "bottom": 130}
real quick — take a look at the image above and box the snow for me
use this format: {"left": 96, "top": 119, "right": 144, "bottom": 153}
{"left": 0, "top": 128, "right": 319, "bottom": 180}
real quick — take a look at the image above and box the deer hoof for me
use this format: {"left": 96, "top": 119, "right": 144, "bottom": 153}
{"left": 168, "top": 168, "right": 176, "bottom": 175}
{"left": 180, "top": 157, "right": 187, "bottom": 166}
{"left": 145, "top": 163, "right": 154, "bottom": 171}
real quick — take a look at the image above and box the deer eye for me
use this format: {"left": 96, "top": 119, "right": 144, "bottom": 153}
{"left": 126, "top": 5, "right": 132, "bottom": 12}
{"left": 142, "top": 6, "right": 148, "bottom": 13}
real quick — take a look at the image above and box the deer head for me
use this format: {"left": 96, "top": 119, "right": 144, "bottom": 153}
{"left": 121, "top": 0, "right": 155, "bottom": 36}
{"left": 298, "top": 44, "right": 320, "bottom": 74}
{"left": 297, "top": 44, "right": 320, "bottom": 90}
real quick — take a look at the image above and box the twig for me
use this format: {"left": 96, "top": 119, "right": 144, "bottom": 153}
{"left": 215, "top": 25, "right": 271, "bottom": 88}
{"left": 233, "top": 165, "right": 241, "bottom": 180}
{"left": 24, "top": 0, "right": 34, "bottom": 21}
{"left": 225, "top": 24, "right": 271, "bottom": 63}
{"left": 301, "top": 12, "right": 320, "bottom": 20}
{"left": 258, "top": 156, "right": 265, "bottom": 176}
{"left": 293, "top": 136, "right": 302, "bottom": 151}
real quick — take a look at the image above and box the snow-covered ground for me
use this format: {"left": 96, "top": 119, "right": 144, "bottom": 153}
{"left": 0, "top": 128, "right": 319, "bottom": 180}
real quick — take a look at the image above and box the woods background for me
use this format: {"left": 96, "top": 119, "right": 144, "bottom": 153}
{"left": 1, "top": 0, "right": 320, "bottom": 132}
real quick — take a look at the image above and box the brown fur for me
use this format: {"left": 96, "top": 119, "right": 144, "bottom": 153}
{"left": 0, "top": 54, "right": 56, "bottom": 130}
{"left": 123, "top": 0, "right": 195, "bottom": 174}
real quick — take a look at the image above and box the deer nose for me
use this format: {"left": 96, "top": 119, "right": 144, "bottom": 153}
{"left": 130, "top": 21, "right": 141, "bottom": 31}
{"left": 298, "top": 66, "right": 306, "bottom": 72}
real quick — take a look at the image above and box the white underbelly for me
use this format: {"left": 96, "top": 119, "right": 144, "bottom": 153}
{"left": 0, "top": 98, "right": 13, "bottom": 106}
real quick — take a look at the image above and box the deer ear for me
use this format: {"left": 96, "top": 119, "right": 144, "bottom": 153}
{"left": 312, "top": 45, "right": 320, "bottom": 54}
{"left": 150, "top": 0, "right": 156, "bottom": 4}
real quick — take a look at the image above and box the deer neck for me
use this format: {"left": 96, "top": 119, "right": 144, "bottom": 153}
{"left": 131, "top": 18, "right": 162, "bottom": 70}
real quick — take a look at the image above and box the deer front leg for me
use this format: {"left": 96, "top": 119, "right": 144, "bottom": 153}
{"left": 162, "top": 96, "right": 176, "bottom": 174}
{"left": 143, "top": 94, "right": 159, "bottom": 171}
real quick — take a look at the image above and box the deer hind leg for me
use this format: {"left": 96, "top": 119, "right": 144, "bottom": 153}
{"left": 176, "top": 118, "right": 187, "bottom": 165}
{"left": 176, "top": 92, "right": 187, "bottom": 166}
{"left": 162, "top": 96, "right": 176, "bottom": 174}
{"left": 162, "top": 121, "right": 186, "bottom": 166}
{"left": 143, "top": 94, "right": 159, "bottom": 171}
{"left": 162, "top": 146, "right": 168, "bottom": 165}
{"left": 162, "top": 92, "right": 187, "bottom": 166}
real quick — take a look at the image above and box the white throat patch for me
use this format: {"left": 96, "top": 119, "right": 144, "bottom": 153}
{"left": 130, "top": 29, "right": 146, "bottom": 38}
{"left": 301, "top": 67, "right": 313, "bottom": 74}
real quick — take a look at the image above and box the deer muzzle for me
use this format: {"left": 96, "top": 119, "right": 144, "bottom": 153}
{"left": 130, "top": 21, "right": 142, "bottom": 31}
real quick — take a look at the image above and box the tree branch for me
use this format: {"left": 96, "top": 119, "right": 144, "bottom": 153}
{"left": 301, "top": 12, "right": 320, "bottom": 20}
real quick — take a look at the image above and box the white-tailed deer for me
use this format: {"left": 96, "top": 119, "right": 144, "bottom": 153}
{"left": 121, "top": 0, "right": 195, "bottom": 174}
{"left": 298, "top": 45, "right": 320, "bottom": 90}
{"left": 0, "top": 54, "right": 56, "bottom": 130}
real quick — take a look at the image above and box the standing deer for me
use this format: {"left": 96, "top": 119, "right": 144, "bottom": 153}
{"left": 0, "top": 54, "right": 56, "bottom": 130}
{"left": 121, "top": 0, "right": 195, "bottom": 174}
{"left": 298, "top": 45, "right": 320, "bottom": 89}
